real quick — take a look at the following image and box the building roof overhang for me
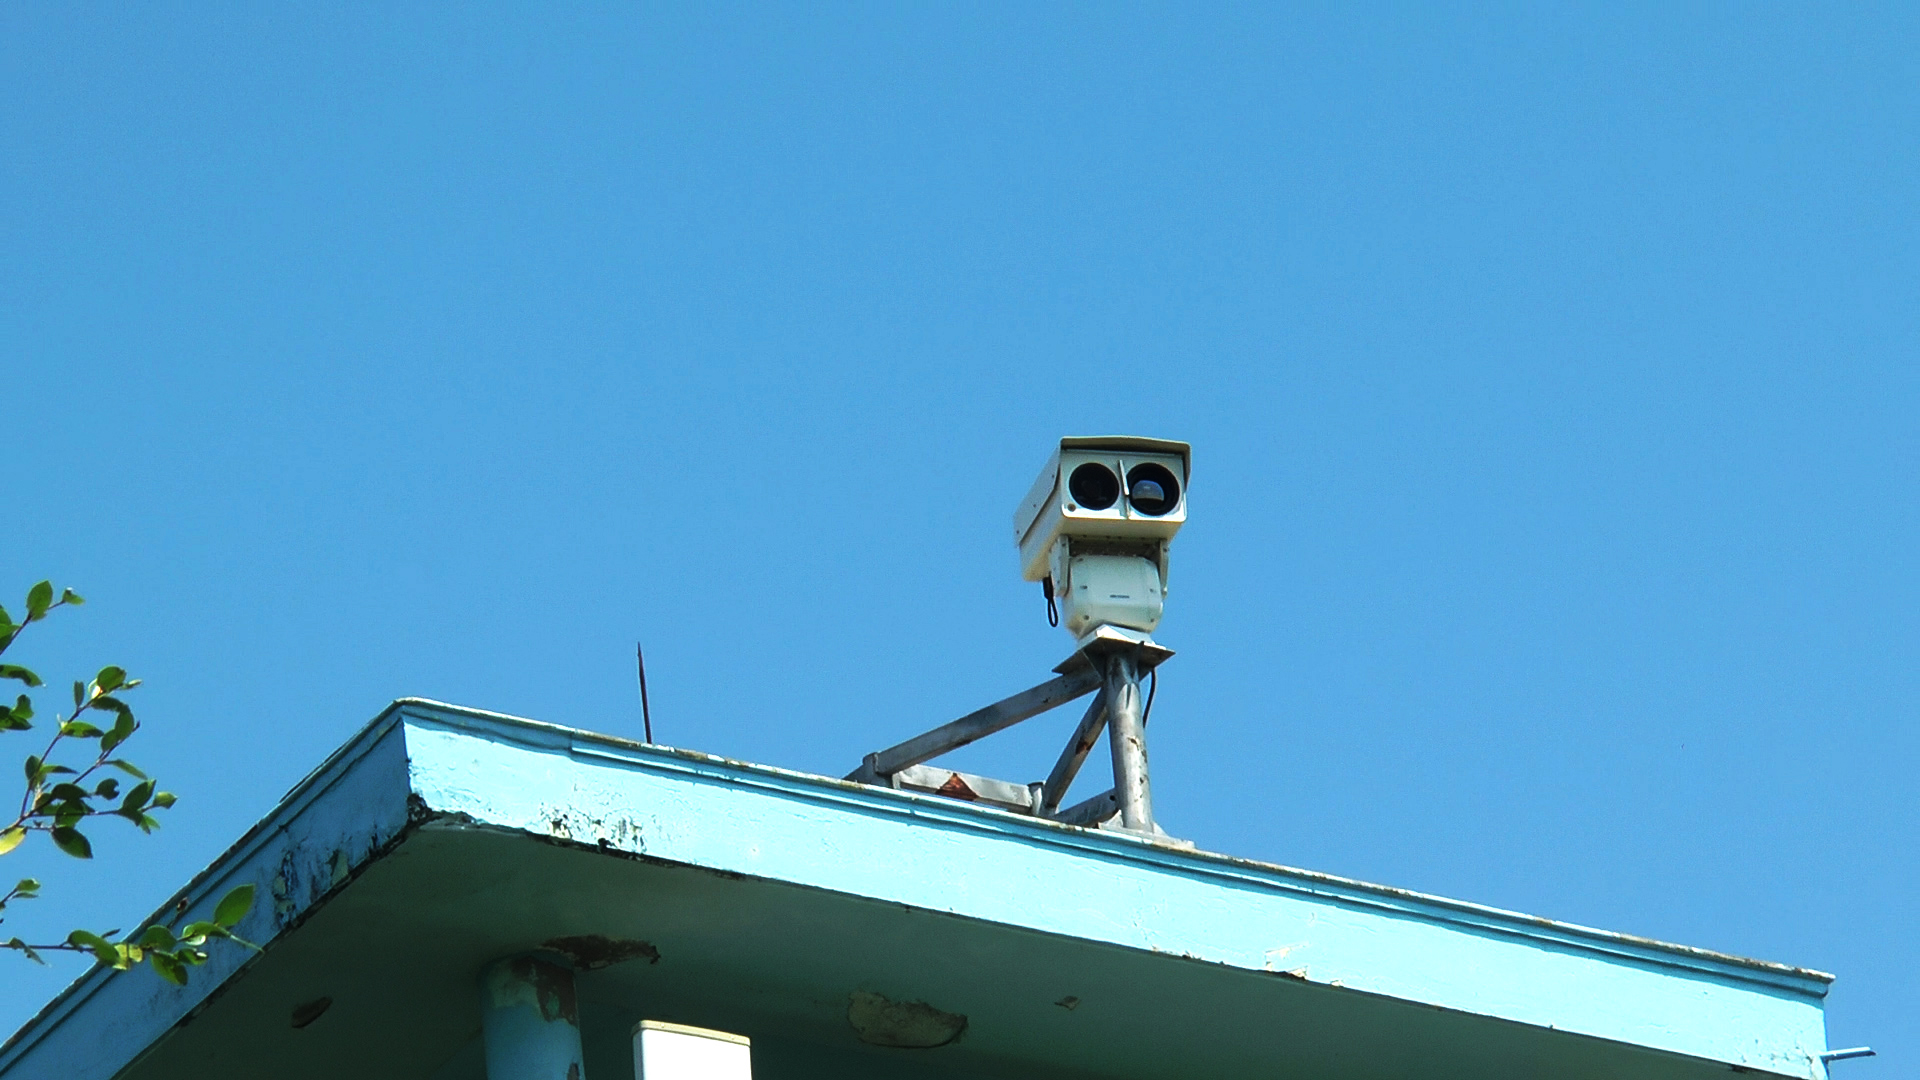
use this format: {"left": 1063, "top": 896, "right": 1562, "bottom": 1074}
{"left": 0, "top": 699, "right": 1834, "bottom": 1080}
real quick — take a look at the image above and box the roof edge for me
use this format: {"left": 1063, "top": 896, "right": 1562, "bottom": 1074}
{"left": 0, "top": 702, "right": 415, "bottom": 1068}
{"left": 390, "top": 697, "right": 1833, "bottom": 996}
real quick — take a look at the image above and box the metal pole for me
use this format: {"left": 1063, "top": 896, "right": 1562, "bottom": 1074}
{"left": 479, "top": 953, "right": 586, "bottom": 1079}
{"left": 636, "top": 642, "right": 653, "bottom": 744}
{"left": 1103, "top": 651, "right": 1152, "bottom": 831}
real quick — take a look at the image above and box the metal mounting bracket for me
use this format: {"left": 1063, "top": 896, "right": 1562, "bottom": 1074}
{"left": 846, "top": 626, "right": 1178, "bottom": 841}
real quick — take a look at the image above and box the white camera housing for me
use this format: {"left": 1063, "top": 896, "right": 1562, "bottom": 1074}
{"left": 1014, "top": 436, "right": 1190, "bottom": 637}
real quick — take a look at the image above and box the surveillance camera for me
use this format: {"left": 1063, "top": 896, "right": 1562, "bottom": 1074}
{"left": 1014, "top": 436, "right": 1190, "bottom": 638}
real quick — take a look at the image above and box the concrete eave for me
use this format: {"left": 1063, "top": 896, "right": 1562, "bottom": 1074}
{"left": 0, "top": 698, "right": 1837, "bottom": 1080}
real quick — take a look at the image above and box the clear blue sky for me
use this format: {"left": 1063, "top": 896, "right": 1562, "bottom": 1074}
{"left": 4, "top": 3, "right": 1914, "bottom": 1064}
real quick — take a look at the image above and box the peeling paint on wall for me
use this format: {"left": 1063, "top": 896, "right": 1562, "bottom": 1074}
{"left": 846, "top": 991, "right": 967, "bottom": 1048}
{"left": 484, "top": 956, "right": 580, "bottom": 1026}
{"left": 541, "top": 804, "right": 647, "bottom": 853}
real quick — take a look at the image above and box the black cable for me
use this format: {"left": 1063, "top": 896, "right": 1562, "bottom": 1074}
{"left": 1141, "top": 667, "right": 1157, "bottom": 727}
{"left": 1043, "top": 577, "right": 1059, "bottom": 628}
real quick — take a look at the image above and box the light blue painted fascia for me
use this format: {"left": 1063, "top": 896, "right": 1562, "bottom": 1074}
{"left": 0, "top": 697, "right": 1838, "bottom": 1080}
{"left": 395, "top": 699, "right": 1832, "bottom": 1078}
{"left": 0, "top": 711, "right": 416, "bottom": 1080}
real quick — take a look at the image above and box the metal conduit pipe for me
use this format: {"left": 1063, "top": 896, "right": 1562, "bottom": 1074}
{"left": 479, "top": 953, "right": 587, "bottom": 1080}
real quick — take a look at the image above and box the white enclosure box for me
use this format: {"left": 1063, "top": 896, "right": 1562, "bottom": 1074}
{"left": 1014, "top": 436, "right": 1190, "bottom": 583}
{"left": 1060, "top": 554, "right": 1164, "bottom": 636}
{"left": 633, "top": 1020, "right": 752, "bottom": 1080}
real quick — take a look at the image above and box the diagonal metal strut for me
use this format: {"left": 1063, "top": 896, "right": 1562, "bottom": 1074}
{"left": 846, "top": 667, "right": 1102, "bottom": 785}
{"left": 1056, "top": 787, "right": 1119, "bottom": 827}
{"left": 1039, "top": 689, "right": 1107, "bottom": 816}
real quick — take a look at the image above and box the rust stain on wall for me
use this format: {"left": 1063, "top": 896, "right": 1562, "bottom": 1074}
{"left": 542, "top": 935, "right": 661, "bottom": 970}
{"left": 288, "top": 997, "right": 332, "bottom": 1029}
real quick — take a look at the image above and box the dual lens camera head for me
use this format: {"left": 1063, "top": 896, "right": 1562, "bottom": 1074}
{"left": 1066, "top": 458, "right": 1181, "bottom": 518}
{"left": 1014, "top": 437, "right": 1190, "bottom": 640}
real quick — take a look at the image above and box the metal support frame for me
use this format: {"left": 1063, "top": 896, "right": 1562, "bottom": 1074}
{"left": 847, "top": 628, "right": 1171, "bottom": 837}
{"left": 1103, "top": 651, "right": 1153, "bottom": 831}
{"left": 846, "top": 668, "right": 1103, "bottom": 786}
{"left": 1055, "top": 787, "right": 1119, "bottom": 827}
{"left": 1039, "top": 690, "right": 1107, "bottom": 816}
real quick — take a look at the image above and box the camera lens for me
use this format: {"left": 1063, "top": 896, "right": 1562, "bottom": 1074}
{"left": 1068, "top": 462, "right": 1120, "bottom": 511}
{"left": 1126, "top": 463, "right": 1180, "bottom": 516}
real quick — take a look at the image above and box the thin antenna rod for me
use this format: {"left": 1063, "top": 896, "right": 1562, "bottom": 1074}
{"left": 636, "top": 641, "right": 654, "bottom": 744}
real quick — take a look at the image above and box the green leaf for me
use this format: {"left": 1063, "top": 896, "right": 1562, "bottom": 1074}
{"left": 151, "top": 791, "right": 177, "bottom": 809}
{"left": 47, "top": 782, "right": 88, "bottom": 801}
{"left": 0, "top": 664, "right": 41, "bottom": 688}
{"left": 150, "top": 951, "right": 188, "bottom": 985}
{"left": 7, "top": 937, "right": 46, "bottom": 964}
{"left": 94, "top": 666, "right": 125, "bottom": 693}
{"left": 49, "top": 827, "right": 92, "bottom": 859}
{"left": 60, "top": 720, "right": 102, "bottom": 739}
{"left": 178, "top": 921, "right": 219, "bottom": 942}
{"left": 66, "top": 929, "right": 118, "bottom": 965}
{"left": 105, "top": 759, "right": 148, "bottom": 780}
{"left": 60, "top": 588, "right": 83, "bottom": 606}
{"left": 91, "top": 695, "right": 130, "bottom": 720}
{"left": 101, "top": 709, "right": 135, "bottom": 752}
{"left": 72, "top": 681, "right": 83, "bottom": 709}
{"left": 137, "top": 924, "right": 176, "bottom": 949}
{"left": 94, "top": 778, "right": 120, "bottom": 799}
{"left": 25, "top": 582, "right": 52, "bottom": 622}
{"left": 23, "top": 755, "right": 39, "bottom": 784}
{"left": 214, "top": 884, "right": 255, "bottom": 929}
{"left": 37, "top": 763, "right": 70, "bottom": 789}
{"left": 0, "top": 827, "right": 25, "bottom": 855}
{"left": 121, "top": 780, "right": 156, "bottom": 814}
